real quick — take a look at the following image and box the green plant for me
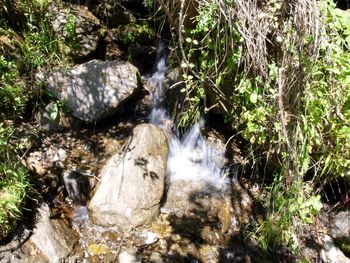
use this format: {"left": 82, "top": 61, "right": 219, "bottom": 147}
{"left": 0, "top": 55, "right": 26, "bottom": 120}
{"left": 0, "top": 163, "right": 30, "bottom": 239}
{"left": 0, "top": 123, "right": 31, "bottom": 240}
{"left": 176, "top": 0, "right": 242, "bottom": 128}
{"left": 245, "top": 0, "right": 350, "bottom": 253}
{"left": 143, "top": 0, "right": 154, "bottom": 9}
{"left": 0, "top": 1, "right": 59, "bottom": 240}
{"left": 163, "top": 0, "right": 346, "bottom": 255}
{"left": 20, "top": 12, "right": 62, "bottom": 70}
{"left": 116, "top": 22, "right": 155, "bottom": 45}
{"left": 251, "top": 176, "right": 322, "bottom": 252}
{"left": 64, "top": 11, "right": 80, "bottom": 50}
{"left": 301, "top": 0, "right": 350, "bottom": 181}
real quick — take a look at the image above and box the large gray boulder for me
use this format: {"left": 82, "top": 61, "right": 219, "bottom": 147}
{"left": 89, "top": 124, "right": 168, "bottom": 229}
{"left": 39, "top": 60, "right": 141, "bottom": 122}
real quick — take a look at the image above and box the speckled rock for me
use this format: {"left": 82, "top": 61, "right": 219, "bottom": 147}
{"left": 38, "top": 60, "right": 141, "bottom": 122}
{"left": 89, "top": 124, "right": 168, "bottom": 229}
{"left": 48, "top": 3, "right": 103, "bottom": 59}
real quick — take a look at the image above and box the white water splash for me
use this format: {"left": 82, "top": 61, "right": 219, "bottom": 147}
{"left": 167, "top": 121, "right": 228, "bottom": 185}
{"left": 149, "top": 41, "right": 228, "bottom": 187}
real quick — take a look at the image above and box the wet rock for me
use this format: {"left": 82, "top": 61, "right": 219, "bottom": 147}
{"left": 321, "top": 235, "right": 350, "bottom": 263}
{"left": 128, "top": 44, "right": 156, "bottom": 74}
{"left": 48, "top": 3, "right": 103, "bottom": 59}
{"left": 89, "top": 124, "right": 168, "bottom": 229}
{"left": 72, "top": 205, "right": 89, "bottom": 222}
{"left": 26, "top": 146, "right": 68, "bottom": 176}
{"left": 53, "top": 148, "right": 68, "bottom": 162}
{"left": 141, "top": 231, "right": 159, "bottom": 245}
{"left": 62, "top": 170, "right": 91, "bottom": 205}
{"left": 26, "top": 151, "right": 47, "bottom": 176}
{"left": 163, "top": 67, "right": 187, "bottom": 120}
{"left": 162, "top": 180, "right": 234, "bottom": 244}
{"left": 87, "top": 255, "right": 100, "bottom": 263}
{"left": 23, "top": 202, "right": 79, "bottom": 263}
{"left": 38, "top": 59, "right": 141, "bottom": 122}
{"left": 149, "top": 252, "right": 163, "bottom": 263}
{"left": 230, "top": 181, "right": 256, "bottom": 228}
{"left": 202, "top": 128, "right": 230, "bottom": 169}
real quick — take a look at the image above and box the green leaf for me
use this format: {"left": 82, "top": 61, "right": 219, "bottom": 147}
{"left": 250, "top": 93, "right": 258, "bottom": 104}
{"left": 181, "top": 62, "right": 188, "bottom": 68}
{"left": 49, "top": 103, "right": 59, "bottom": 121}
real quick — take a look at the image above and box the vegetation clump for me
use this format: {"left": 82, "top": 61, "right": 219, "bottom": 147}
{"left": 0, "top": 0, "right": 65, "bottom": 240}
{"left": 115, "top": 22, "right": 155, "bottom": 45}
{"left": 157, "top": 0, "right": 350, "bottom": 255}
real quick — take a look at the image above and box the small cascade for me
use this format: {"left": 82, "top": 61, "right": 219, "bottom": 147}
{"left": 148, "top": 41, "right": 228, "bottom": 187}
{"left": 66, "top": 40, "right": 233, "bottom": 262}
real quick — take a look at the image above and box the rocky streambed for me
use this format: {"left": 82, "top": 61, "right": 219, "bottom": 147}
{"left": 0, "top": 56, "right": 348, "bottom": 263}
{"left": 0, "top": 1, "right": 349, "bottom": 262}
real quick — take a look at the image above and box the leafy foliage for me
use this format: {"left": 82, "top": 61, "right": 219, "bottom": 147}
{"left": 303, "top": 0, "right": 350, "bottom": 180}
{"left": 162, "top": 0, "right": 349, "bottom": 254}
{"left": 0, "top": 55, "right": 26, "bottom": 119}
{"left": 176, "top": 0, "right": 242, "bottom": 128}
{"left": 116, "top": 22, "right": 155, "bottom": 45}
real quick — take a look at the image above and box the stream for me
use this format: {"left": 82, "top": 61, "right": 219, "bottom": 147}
{"left": 148, "top": 41, "right": 229, "bottom": 186}
{"left": 1, "top": 1, "right": 349, "bottom": 262}
{"left": 65, "top": 40, "right": 237, "bottom": 262}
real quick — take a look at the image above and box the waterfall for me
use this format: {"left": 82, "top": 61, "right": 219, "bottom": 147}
{"left": 148, "top": 41, "right": 228, "bottom": 187}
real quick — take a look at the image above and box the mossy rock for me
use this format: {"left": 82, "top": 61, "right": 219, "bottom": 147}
{"left": 48, "top": 3, "right": 104, "bottom": 60}
{"left": 114, "top": 22, "right": 155, "bottom": 45}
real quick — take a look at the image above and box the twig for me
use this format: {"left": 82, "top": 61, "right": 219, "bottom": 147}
{"left": 156, "top": 0, "right": 176, "bottom": 29}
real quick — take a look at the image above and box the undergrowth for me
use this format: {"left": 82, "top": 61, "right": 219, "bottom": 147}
{"left": 0, "top": 0, "right": 65, "bottom": 240}
{"left": 159, "top": 0, "right": 350, "bottom": 256}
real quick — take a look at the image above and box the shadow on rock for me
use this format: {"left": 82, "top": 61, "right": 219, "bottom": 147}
{"left": 159, "top": 179, "right": 272, "bottom": 263}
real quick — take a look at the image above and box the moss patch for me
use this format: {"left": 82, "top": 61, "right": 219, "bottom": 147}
{"left": 115, "top": 22, "right": 155, "bottom": 45}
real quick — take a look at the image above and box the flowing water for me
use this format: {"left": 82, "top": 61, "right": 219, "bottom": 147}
{"left": 69, "top": 40, "right": 231, "bottom": 261}
{"left": 72, "top": 40, "right": 228, "bottom": 223}
{"left": 148, "top": 40, "right": 228, "bottom": 187}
